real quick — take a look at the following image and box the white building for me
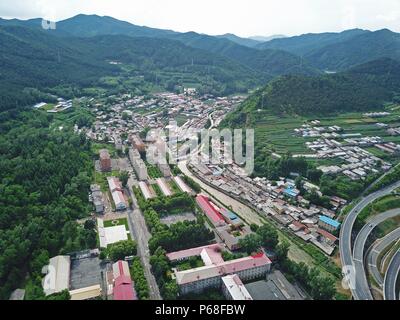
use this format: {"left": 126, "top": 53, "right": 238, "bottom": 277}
{"left": 42, "top": 256, "right": 71, "bottom": 296}
{"left": 107, "top": 177, "right": 127, "bottom": 211}
{"left": 222, "top": 274, "right": 253, "bottom": 300}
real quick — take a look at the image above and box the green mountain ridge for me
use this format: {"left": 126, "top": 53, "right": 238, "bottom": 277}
{"left": 255, "top": 29, "right": 370, "bottom": 54}
{"left": 223, "top": 58, "right": 400, "bottom": 126}
{"left": 0, "top": 25, "right": 266, "bottom": 111}
{"left": 306, "top": 29, "right": 400, "bottom": 71}
{"left": 0, "top": 15, "right": 321, "bottom": 76}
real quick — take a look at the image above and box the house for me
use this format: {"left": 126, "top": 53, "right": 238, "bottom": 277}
{"left": 90, "top": 184, "right": 104, "bottom": 214}
{"left": 318, "top": 215, "right": 341, "bottom": 233}
{"left": 107, "top": 177, "right": 127, "bottom": 211}
{"left": 173, "top": 176, "right": 192, "bottom": 194}
{"left": 112, "top": 260, "right": 137, "bottom": 300}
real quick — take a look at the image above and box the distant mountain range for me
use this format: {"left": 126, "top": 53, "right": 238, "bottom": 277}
{"left": 248, "top": 35, "right": 286, "bottom": 42}
{"left": 0, "top": 14, "right": 399, "bottom": 113}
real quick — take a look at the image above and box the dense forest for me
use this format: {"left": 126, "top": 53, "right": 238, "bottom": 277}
{"left": 0, "top": 111, "right": 96, "bottom": 299}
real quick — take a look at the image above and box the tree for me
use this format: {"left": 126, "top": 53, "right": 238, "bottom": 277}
{"left": 119, "top": 171, "right": 129, "bottom": 188}
{"left": 238, "top": 234, "right": 262, "bottom": 254}
{"left": 84, "top": 219, "right": 96, "bottom": 230}
{"left": 130, "top": 258, "right": 150, "bottom": 300}
{"left": 108, "top": 240, "right": 137, "bottom": 261}
{"left": 162, "top": 280, "right": 179, "bottom": 300}
{"left": 256, "top": 224, "right": 278, "bottom": 249}
{"left": 46, "top": 289, "right": 71, "bottom": 300}
{"left": 250, "top": 223, "right": 259, "bottom": 232}
{"left": 275, "top": 240, "right": 290, "bottom": 263}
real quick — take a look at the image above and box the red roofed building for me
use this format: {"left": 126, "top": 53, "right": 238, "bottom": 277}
{"left": 112, "top": 261, "right": 137, "bottom": 300}
{"left": 316, "top": 228, "right": 338, "bottom": 245}
{"left": 196, "top": 195, "right": 226, "bottom": 227}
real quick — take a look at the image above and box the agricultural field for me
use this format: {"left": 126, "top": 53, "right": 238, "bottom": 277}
{"left": 254, "top": 105, "right": 400, "bottom": 161}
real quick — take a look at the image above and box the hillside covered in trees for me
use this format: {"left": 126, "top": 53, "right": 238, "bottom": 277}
{"left": 223, "top": 58, "right": 400, "bottom": 124}
{"left": 0, "top": 111, "right": 96, "bottom": 299}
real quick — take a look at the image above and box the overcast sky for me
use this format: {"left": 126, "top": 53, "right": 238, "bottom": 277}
{"left": 0, "top": 0, "right": 399, "bottom": 37}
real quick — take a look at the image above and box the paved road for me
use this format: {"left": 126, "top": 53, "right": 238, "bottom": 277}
{"left": 367, "top": 228, "right": 400, "bottom": 288}
{"left": 339, "top": 180, "right": 400, "bottom": 300}
{"left": 126, "top": 175, "right": 162, "bottom": 300}
{"left": 352, "top": 209, "right": 400, "bottom": 299}
{"left": 383, "top": 248, "right": 400, "bottom": 300}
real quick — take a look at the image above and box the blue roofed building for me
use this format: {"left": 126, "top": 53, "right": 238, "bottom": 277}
{"left": 283, "top": 186, "right": 300, "bottom": 199}
{"left": 318, "top": 215, "right": 341, "bottom": 233}
{"left": 219, "top": 208, "right": 243, "bottom": 228}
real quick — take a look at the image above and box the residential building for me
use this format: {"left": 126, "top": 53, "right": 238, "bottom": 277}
{"left": 173, "top": 176, "right": 192, "bottom": 194}
{"left": 99, "top": 149, "right": 111, "bottom": 172}
{"left": 129, "top": 148, "right": 148, "bottom": 181}
{"left": 107, "top": 177, "right": 127, "bottom": 211}
{"left": 318, "top": 215, "right": 341, "bottom": 233}
{"left": 139, "top": 181, "right": 153, "bottom": 200}
{"left": 112, "top": 260, "right": 137, "bottom": 300}
{"left": 90, "top": 184, "right": 104, "bottom": 214}
{"left": 156, "top": 178, "right": 172, "bottom": 197}
{"left": 130, "top": 135, "right": 146, "bottom": 153}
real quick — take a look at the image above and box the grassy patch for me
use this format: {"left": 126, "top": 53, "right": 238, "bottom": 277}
{"left": 355, "top": 194, "right": 400, "bottom": 229}
{"left": 145, "top": 161, "right": 163, "bottom": 179}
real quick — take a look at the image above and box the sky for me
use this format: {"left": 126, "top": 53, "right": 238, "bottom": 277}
{"left": 0, "top": 0, "right": 399, "bottom": 37}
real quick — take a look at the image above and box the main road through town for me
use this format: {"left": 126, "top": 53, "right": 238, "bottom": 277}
{"left": 339, "top": 180, "right": 400, "bottom": 300}
{"left": 352, "top": 209, "right": 400, "bottom": 300}
{"left": 126, "top": 175, "right": 162, "bottom": 300}
{"left": 367, "top": 227, "right": 400, "bottom": 288}
{"left": 384, "top": 248, "right": 400, "bottom": 300}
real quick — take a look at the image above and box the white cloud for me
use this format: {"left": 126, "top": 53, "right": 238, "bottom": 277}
{"left": 0, "top": 0, "right": 399, "bottom": 36}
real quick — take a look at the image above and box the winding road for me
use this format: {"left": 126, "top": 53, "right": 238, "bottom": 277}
{"left": 383, "top": 248, "right": 400, "bottom": 300}
{"left": 339, "top": 180, "right": 400, "bottom": 300}
{"left": 367, "top": 227, "right": 400, "bottom": 288}
{"left": 352, "top": 209, "right": 400, "bottom": 300}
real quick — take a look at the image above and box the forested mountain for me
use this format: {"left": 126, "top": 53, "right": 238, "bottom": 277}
{"left": 306, "top": 29, "right": 400, "bottom": 71}
{"left": 255, "top": 29, "right": 369, "bottom": 54}
{"left": 0, "top": 25, "right": 265, "bottom": 111}
{"left": 0, "top": 25, "right": 120, "bottom": 110}
{"left": 0, "top": 15, "right": 319, "bottom": 77}
{"left": 169, "top": 32, "right": 319, "bottom": 76}
{"left": 223, "top": 58, "right": 400, "bottom": 124}
{"left": 55, "top": 14, "right": 178, "bottom": 38}
{"left": 2, "top": 14, "right": 399, "bottom": 114}
{"left": 0, "top": 14, "right": 178, "bottom": 38}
